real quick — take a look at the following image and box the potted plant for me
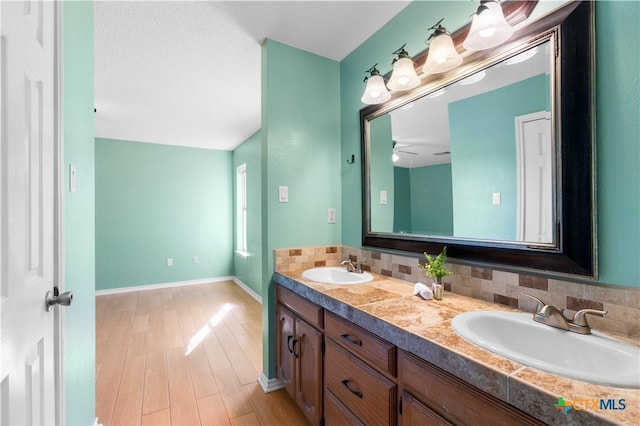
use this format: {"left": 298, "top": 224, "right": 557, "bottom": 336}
{"left": 419, "top": 246, "right": 451, "bottom": 284}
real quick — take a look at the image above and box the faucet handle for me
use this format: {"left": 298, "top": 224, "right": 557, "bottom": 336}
{"left": 521, "top": 293, "right": 545, "bottom": 313}
{"left": 571, "top": 308, "right": 608, "bottom": 326}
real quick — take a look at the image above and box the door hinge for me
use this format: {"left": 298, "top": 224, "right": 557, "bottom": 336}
{"left": 321, "top": 339, "right": 325, "bottom": 355}
{"left": 399, "top": 397, "right": 403, "bottom": 415}
{"left": 320, "top": 416, "right": 325, "bottom": 426}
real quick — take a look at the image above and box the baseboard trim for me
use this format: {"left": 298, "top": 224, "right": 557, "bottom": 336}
{"left": 258, "top": 373, "right": 284, "bottom": 393}
{"left": 232, "top": 277, "right": 262, "bottom": 304}
{"left": 95, "top": 276, "right": 234, "bottom": 296}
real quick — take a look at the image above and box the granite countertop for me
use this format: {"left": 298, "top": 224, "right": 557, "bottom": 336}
{"left": 274, "top": 270, "right": 640, "bottom": 426}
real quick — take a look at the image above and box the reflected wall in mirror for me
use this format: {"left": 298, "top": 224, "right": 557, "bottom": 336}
{"left": 361, "top": 1, "right": 595, "bottom": 277}
{"left": 369, "top": 42, "right": 554, "bottom": 245}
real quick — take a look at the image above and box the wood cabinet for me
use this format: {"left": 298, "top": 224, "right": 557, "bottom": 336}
{"left": 325, "top": 311, "right": 396, "bottom": 376}
{"left": 275, "top": 284, "right": 546, "bottom": 426}
{"left": 275, "top": 287, "right": 323, "bottom": 426}
{"left": 325, "top": 339, "right": 396, "bottom": 425}
{"left": 324, "top": 312, "right": 397, "bottom": 425}
{"left": 399, "top": 350, "right": 544, "bottom": 426}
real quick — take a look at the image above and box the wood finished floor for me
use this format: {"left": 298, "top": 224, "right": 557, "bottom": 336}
{"left": 96, "top": 281, "right": 309, "bottom": 426}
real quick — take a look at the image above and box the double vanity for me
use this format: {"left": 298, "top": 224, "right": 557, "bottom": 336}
{"left": 274, "top": 267, "right": 640, "bottom": 425}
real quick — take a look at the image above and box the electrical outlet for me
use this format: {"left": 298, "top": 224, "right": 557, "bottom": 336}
{"left": 166, "top": 258, "right": 173, "bottom": 267}
{"left": 492, "top": 192, "right": 501, "bottom": 205}
{"left": 328, "top": 208, "right": 336, "bottom": 224}
{"left": 193, "top": 256, "right": 199, "bottom": 264}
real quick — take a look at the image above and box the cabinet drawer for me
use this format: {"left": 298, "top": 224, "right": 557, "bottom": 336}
{"left": 325, "top": 389, "right": 364, "bottom": 426}
{"left": 325, "top": 340, "right": 396, "bottom": 426}
{"left": 325, "top": 311, "right": 396, "bottom": 376}
{"left": 399, "top": 351, "right": 544, "bottom": 426}
{"left": 276, "top": 286, "right": 323, "bottom": 329}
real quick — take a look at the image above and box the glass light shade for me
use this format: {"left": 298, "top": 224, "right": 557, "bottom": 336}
{"left": 463, "top": 1, "right": 514, "bottom": 51}
{"left": 387, "top": 57, "right": 420, "bottom": 91}
{"left": 422, "top": 33, "right": 463, "bottom": 75}
{"left": 361, "top": 75, "right": 391, "bottom": 104}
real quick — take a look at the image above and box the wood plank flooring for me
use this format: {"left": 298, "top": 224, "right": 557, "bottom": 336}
{"left": 96, "top": 281, "right": 309, "bottom": 426}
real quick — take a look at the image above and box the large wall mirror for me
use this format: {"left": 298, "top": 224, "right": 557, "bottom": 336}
{"left": 361, "top": 1, "right": 595, "bottom": 277}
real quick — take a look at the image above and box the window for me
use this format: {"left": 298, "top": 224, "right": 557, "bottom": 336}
{"left": 236, "top": 164, "right": 248, "bottom": 258}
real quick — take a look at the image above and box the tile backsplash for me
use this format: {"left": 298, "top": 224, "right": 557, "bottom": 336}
{"left": 274, "top": 245, "right": 640, "bottom": 338}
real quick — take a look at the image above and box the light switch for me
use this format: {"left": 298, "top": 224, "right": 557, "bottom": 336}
{"left": 193, "top": 256, "right": 199, "bottom": 264}
{"left": 380, "top": 190, "right": 388, "bottom": 205}
{"left": 166, "top": 258, "right": 173, "bottom": 266}
{"left": 69, "top": 164, "right": 76, "bottom": 193}
{"left": 328, "top": 208, "right": 336, "bottom": 224}
{"left": 279, "top": 186, "right": 289, "bottom": 203}
{"left": 492, "top": 192, "right": 501, "bottom": 205}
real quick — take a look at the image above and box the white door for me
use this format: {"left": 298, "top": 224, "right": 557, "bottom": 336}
{"left": 1, "top": 1, "right": 61, "bottom": 424}
{"left": 515, "top": 111, "right": 553, "bottom": 243}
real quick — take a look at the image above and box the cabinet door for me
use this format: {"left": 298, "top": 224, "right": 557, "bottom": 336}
{"left": 296, "top": 318, "right": 323, "bottom": 426}
{"left": 401, "top": 390, "right": 453, "bottom": 426}
{"left": 276, "top": 304, "right": 296, "bottom": 398}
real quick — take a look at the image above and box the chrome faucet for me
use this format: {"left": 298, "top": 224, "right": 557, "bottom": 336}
{"left": 522, "top": 293, "right": 570, "bottom": 330}
{"left": 568, "top": 308, "right": 608, "bottom": 335}
{"left": 341, "top": 259, "right": 363, "bottom": 273}
{"left": 522, "top": 293, "right": 607, "bottom": 335}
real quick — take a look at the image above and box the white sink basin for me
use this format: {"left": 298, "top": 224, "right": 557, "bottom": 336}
{"left": 451, "top": 311, "right": 640, "bottom": 388}
{"left": 301, "top": 267, "right": 373, "bottom": 285}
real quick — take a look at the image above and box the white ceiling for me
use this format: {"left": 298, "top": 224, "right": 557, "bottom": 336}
{"left": 94, "top": 0, "right": 411, "bottom": 151}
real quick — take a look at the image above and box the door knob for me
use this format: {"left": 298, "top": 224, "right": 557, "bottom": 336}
{"left": 45, "top": 288, "right": 73, "bottom": 312}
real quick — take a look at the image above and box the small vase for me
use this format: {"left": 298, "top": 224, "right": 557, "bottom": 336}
{"left": 432, "top": 279, "right": 443, "bottom": 300}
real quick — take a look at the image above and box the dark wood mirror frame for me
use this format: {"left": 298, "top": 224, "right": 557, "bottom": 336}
{"left": 360, "top": 1, "right": 596, "bottom": 277}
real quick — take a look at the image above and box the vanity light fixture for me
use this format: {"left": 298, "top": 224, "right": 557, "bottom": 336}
{"left": 361, "top": 64, "right": 391, "bottom": 105}
{"left": 422, "top": 19, "right": 463, "bottom": 75}
{"left": 387, "top": 44, "right": 421, "bottom": 92}
{"left": 463, "top": 0, "right": 514, "bottom": 51}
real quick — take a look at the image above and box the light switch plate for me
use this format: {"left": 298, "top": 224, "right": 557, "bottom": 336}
{"left": 69, "top": 164, "right": 76, "bottom": 193}
{"left": 166, "top": 258, "right": 173, "bottom": 267}
{"left": 380, "top": 190, "right": 388, "bottom": 205}
{"left": 492, "top": 192, "right": 501, "bottom": 205}
{"left": 278, "top": 186, "right": 288, "bottom": 203}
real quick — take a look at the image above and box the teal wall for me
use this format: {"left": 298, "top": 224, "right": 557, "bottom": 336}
{"left": 95, "top": 139, "right": 233, "bottom": 290}
{"left": 409, "top": 163, "right": 454, "bottom": 236}
{"left": 369, "top": 114, "right": 394, "bottom": 232}
{"left": 393, "top": 167, "right": 412, "bottom": 233}
{"left": 595, "top": 1, "right": 640, "bottom": 286}
{"left": 340, "top": 1, "right": 640, "bottom": 287}
{"left": 261, "top": 39, "right": 341, "bottom": 377}
{"left": 232, "top": 131, "right": 263, "bottom": 296}
{"left": 449, "top": 74, "right": 549, "bottom": 240}
{"left": 63, "top": 1, "right": 95, "bottom": 424}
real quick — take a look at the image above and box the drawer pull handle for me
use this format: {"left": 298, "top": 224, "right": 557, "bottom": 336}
{"left": 340, "top": 334, "right": 362, "bottom": 346}
{"left": 287, "top": 335, "right": 294, "bottom": 353}
{"left": 341, "top": 379, "right": 363, "bottom": 398}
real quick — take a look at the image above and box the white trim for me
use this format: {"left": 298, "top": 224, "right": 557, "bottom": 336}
{"left": 54, "top": 2, "right": 66, "bottom": 424}
{"left": 94, "top": 417, "right": 102, "bottom": 426}
{"left": 258, "top": 373, "right": 284, "bottom": 393}
{"left": 95, "top": 277, "right": 233, "bottom": 296}
{"left": 232, "top": 277, "right": 262, "bottom": 304}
